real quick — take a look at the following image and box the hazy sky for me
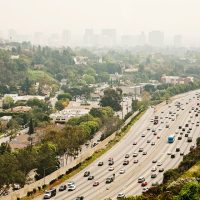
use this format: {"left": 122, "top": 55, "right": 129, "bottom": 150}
{"left": 0, "top": 0, "right": 200, "bottom": 38}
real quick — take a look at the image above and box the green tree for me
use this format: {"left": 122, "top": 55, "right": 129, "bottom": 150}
{"left": 100, "top": 88, "right": 122, "bottom": 111}
{"left": 57, "top": 93, "right": 72, "bottom": 101}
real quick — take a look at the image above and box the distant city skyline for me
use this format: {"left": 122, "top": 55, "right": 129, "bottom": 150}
{"left": 1, "top": 0, "right": 200, "bottom": 46}
{"left": 0, "top": 28, "right": 185, "bottom": 47}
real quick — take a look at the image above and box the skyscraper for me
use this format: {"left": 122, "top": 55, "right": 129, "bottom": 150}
{"left": 83, "top": 29, "right": 94, "bottom": 46}
{"left": 101, "top": 29, "right": 117, "bottom": 47}
{"left": 62, "top": 30, "right": 71, "bottom": 46}
{"left": 174, "top": 35, "right": 182, "bottom": 47}
{"left": 148, "top": 31, "right": 164, "bottom": 47}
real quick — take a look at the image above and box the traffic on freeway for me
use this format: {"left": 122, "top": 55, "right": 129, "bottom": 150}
{"left": 38, "top": 90, "right": 200, "bottom": 200}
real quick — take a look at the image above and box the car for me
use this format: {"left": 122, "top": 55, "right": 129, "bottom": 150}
{"left": 151, "top": 167, "right": 157, "bottom": 172}
{"left": 142, "top": 151, "right": 147, "bottom": 155}
{"left": 147, "top": 128, "right": 151, "bottom": 131}
{"left": 159, "top": 168, "right": 164, "bottom": 172}
{"left": 133, "top": 142, "right": 137, "bottom": 145}
{"left": 153, "top": 132, "right": 157, "bottom": 135}
{"left": 171, "top": 153, "right": 175, "bottom": 158}
{"left": 119, "top": 169, "right": 125, "bottom": 174}
{"left": 106, "top": 177, "right": 113, "bottom": 184}
{"left": 167, "top": 152, "right": 172, "bottom": 155}
{"left": 117, "top": 193, "right": 125, "bottom": 199}
{"left": 123, "top": 160, "right": 129, "bottom": 165}
{"left": 125, "top": 154, "right": 129, "bottom": 158}
{"left": 147, "top": 140, "right": 151, "bottom": 143}
{"left": 84, "top": 171, "right": 90, "bottom": 177}
{"left": 151, "top": 142, "right": 155, "bottom": 146}
{"left": 157, "top": 162, "right": 162, "bottom": 166}
{"left": 58, "top": 184, "right": 66, "bottom": 191}
{"left": 176, "top": 147, "right": 180, "bottom": 152}
{"left": 180, "top": 132, "right": 183, "bottom": 135}
{"left": 138, "top": 177, "right": 145, "bottom": 183}
{"left": 142, "top": 187, "right": 149, "bottom": 193}
{"left": 67, "top": 181, "right": 75, "bottom": 187}
{"left": 182, "top": 128, "right": 186, "bottom": 131}
{"left": 133, "top": 159, "right": 139, "bottom": 163}
{"left": 76, "top": 196, "right": 84, "bottom": 200}
{"left": 108, "top": 166, "right": 114, "bottom": 171}
{"left": 141, "top": 181, "right": 148, "bottom": 187}
{"left": 187, "top": 137, "right": 193, "bottom": 142}
{"left": 43, "top": 188, "right": 56, "bottom": 199}
{"left": 139, "top": 148, "right": 144, "bottom": 152}
{"left": 178, "top": 136, "right": 182, "bottom": 140}
{"left": 108, "top": 160, "right": 114, "bottom": 165}
{"left": 93, "top": 181, "right": 99, "bottom": 186}
{"left": 180, "top": 152, "right": 184, "bottom": 156}
{"left": 178, "top": 126, "right": 182, "bottom": 129}
{"left": 189, "top": 127, "right": 192, "bottom": 130}
{"left": 166, "top": 124, "right": 169, "bottom": 128}
{"left": 152, "top": 159, "right": 157, "bottom": 163}
{"left": 133, "top": 153, "right": 138, "bottom": 157}
{"left": 98, "top": 161, "right": 104, "bottom": 166}
{"left": 157, "top": 136, "right": 161, "bottom": 139}
{"left": 108, "top": 157, "right": 113, "bottom": 162}
{"left": 141, "top": 134, "right": 145, "bottom": 137}
{"left": 151, "top": 173, "right": 157, "bottom": 178}
{"left": 88, "top": 175, "right": 94, "bottom": 180}
{"left": 68, "top": 184, "right": 76, "bottom": 191}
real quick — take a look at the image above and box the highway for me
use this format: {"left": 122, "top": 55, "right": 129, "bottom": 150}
{"left": 37, "top": 90, "right": 200, "bottom": 200}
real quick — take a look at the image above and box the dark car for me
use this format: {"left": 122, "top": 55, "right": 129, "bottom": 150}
{"left": 88, "top": 175, "right": 94, "bottom": 180}
{"left": 58, "top": 185, "right": 66, "bottom": 191}
{"left": 84, "top": 171, "right": 90, "bottom": 177}
{"left": 171, "top": 154, "right": 175, "bottom": 158}
{"left": 76, "top": 196, "right": 84, "bottom": 200}
{"left": 98, "top": 161, "right": 104, "bottom": 166}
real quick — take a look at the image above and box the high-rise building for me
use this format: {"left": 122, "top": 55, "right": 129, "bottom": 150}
{"left": 101, "top": 29, "right": 117, "bottom": 46}
{"left": 8, "top": 29, "right": 18, "bottom": 41}
{"left": 62, "top": 30, "right": 71, "bottom": 46}
{"left": 137, "top": 32, "right": 146, "bottom": 46}
{"left": 148, "top": 31, "right": 164, "bottom": 47}
{"left": 83, "top": 29, "right": 94, "bottom": 46}
{"left": 174, "top": 35, "right": 182, "bottom": 47}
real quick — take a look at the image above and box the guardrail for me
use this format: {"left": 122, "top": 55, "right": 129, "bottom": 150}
{"left": 0, "top": 111, "right": 139, "bottom": 200}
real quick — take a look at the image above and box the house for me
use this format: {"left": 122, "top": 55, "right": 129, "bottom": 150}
{"left": 161, "top": 75, "right": 194, "bottom": 84}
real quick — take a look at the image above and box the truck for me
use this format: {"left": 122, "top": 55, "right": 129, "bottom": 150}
{"left": 168, "top": 135, "right": 175, "bottom": 143}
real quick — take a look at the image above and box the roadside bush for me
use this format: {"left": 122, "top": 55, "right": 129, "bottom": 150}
{"left": 49, "top": 179, "right": 57, "bottom": 185}
{"left": 32, "top": 188, "right": 37, "bottom": 193}
{"left": 42, "top": 184, "right": 46, "bottom": 189}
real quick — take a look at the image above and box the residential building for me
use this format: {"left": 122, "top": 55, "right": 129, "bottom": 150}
{"left": 161, "top": 75, "right": 194, "bottom": 84}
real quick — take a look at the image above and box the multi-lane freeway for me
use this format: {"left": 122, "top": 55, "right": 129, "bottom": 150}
{"left": 38, "top": 90, "right": 200, "bottom": 200}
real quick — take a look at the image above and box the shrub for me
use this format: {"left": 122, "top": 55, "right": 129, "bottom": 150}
{"left": 42, "top": 184, "right": 46, "bottom": 189}
{"left": 32, "top": 188, "right": 37, "bottom": 193}
{"left": 49, "top": 179, "right": 57, "bottom": 185}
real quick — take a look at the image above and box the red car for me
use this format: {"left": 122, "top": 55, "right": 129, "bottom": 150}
{"left": 141, "top": 182, "right": 148, "bottom": 187}
{"left": 93, "top": 181, "right": 99, "bottom": 186}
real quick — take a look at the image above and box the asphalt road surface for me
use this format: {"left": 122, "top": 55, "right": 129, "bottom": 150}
{"left": 37, "top": 90, "right": 200, "bottom": 200}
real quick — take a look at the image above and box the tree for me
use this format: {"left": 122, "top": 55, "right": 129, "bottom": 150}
{"left": 100, "top": 88, "right": 122, "bottom": 111}
{"left": 28, "top": 118, "right": 34, "bottom": 135}
{"left": 0, "top": 143, "right": 11, "bottom": 155}
{"left": 83, "top": 74, "right": 95, "bottom": 84}
{"left": 57, "top": 93, "right": 72, "bottom": 101}
{"left": 3, "top": 96, "right": 14, "bottom": 109}
{"left": 132, "top": 99, "right": 139, "bottom": 112}
{"left": 55, "top": 100, "right": 68, "bottom": 111}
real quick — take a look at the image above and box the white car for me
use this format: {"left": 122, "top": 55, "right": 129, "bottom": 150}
{"left": 119, "top": 169, "right": 125, "bottom": 174}
{"left": 157, "top": 162, "right": 163, "bottom": 166}
{"left": 68, "top": 184, "right": 76, "bottom": 191}
{"left": 117, "top": 193, "right": 125, "bottom": 198}
{"left": 142, "top": 187, "right": 149, "bottom": 193}
{"left": 151, "top": 167, "right": 157, "bottom": 172}
{"left": 108, "top": 166, "right": 114, "bottom": 171}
